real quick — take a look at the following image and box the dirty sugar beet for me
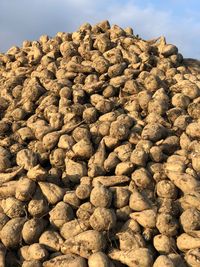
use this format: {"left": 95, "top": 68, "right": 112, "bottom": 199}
{"left": 0, "top": 20, "right": 200, "bottom": 266}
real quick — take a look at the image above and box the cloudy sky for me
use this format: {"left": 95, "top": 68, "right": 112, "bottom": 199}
{"left": 0, "top": 0, "right": 199, "bottom": 58}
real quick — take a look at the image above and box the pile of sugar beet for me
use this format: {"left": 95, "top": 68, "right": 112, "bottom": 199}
{"left": 1, "top": 20, "right": 200, "bottom": 267}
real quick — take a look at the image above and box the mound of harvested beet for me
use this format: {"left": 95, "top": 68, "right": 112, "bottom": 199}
{"left": 0, "top": 20, "right": 200, "bottom": 267}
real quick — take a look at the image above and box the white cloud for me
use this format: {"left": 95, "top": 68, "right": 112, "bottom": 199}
{"left": 0, "top": 0, "right": 199, "bottom": 58}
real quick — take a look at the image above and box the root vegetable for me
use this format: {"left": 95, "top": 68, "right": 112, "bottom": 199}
{"left": 120, "top": 218, "right": 141, "bottom": 233}
{"left": 179, "top": 192, "right": 200, "bottom": 211}
{"left": 108, "top": 248, "right": 153, "bottom": 267}
{"left": 185, "top": 248, "right": 200, "bottom": 267}
{"left": 180, "top": 208, "right": 200, "bottom": 232}
{"left": 166, "top": 171, "right": 200, "bottom": 193}
{"left": 115, "top": 161, "right": 134, "bottom": 175}
{"left": 89, "top": 207, "right": 116, "bottom": 231}
{"left": 112, "top": 186, "right": 130, "bottom": 208}
{"left": 0, "top": 181, "right": 18, "bottom": 198}
{"left": 1, "top": 217, "right": 26, "bottom": 248}
{"left": 38, "top": 182, "right": 65, "bottom": 205}
{"left": 72, "top": 139, "right": 93, "bottom": 159}
{"left": 186, "top": 122, "right": 200, "bottom": 138}
{"left": 153, "top": 255, "right": 175, "bottom": 267}
{"left": 0, "top": 213, "right": 9, "bottom": 230}
{"left": 49, "top": 201, "right": 74, "bottom": 228}
{"left": 130, "top": 209, "right": 157, "bottom": 228}
{"left": 130, "top": 148, "right": 148, "bottom": 167}
{"left": 65, "top": 159, "right": 87, "bottom": 183}
{"left": 141, "top": 123, "right": 167, "bottom": 142}
{"left": 88, "top": 252, "right": 111, "bottom": 267}
{"left": 27, "top": 243, "right": 48, "bottom": 261}
{"left": 153, "top": 234, "right": 177, "bottom": 254}
{"left": 76, "top": 202, "right": 95, "bottom": 220}
{"left": 75, "top": 184, "right": 91, "bottom": 199}
{"left": 92, "top": 175, "right": 130, "bottom": 186}
{"left": 60, "top": 219, "right": 89, "bottom": 240}
{"left": 131, "top": 167, "right": 153, "bottom": 189}
{"left": 22, "top": 260, "right": 42, "bottom": 267}
{"left": 27, "top": 165, "right": 47, "bottom": 181}
{"left": 129, "top": 190, "right": 151, "bottom": 211}
{"left": 61, "top": 230, "right": 106, "bottom": 258}
{"left": 117, "top": 230, "right": 145, "bottom": 250}
{"left": 1, "top": 197, "right": 25, "bottom": 218}
{"left": 156, "top": 213, "right": 179, "bottom": 236}
{"left": 16, "top": 149, "right": 38, "bottom": 170}
{"left": 177, "top": 231, "right": 200, "bottom": 251}
{"left": 0, "top": 166, "right": 23, "bottom": 185}
{"left": 39, "top": 230, "right": 64, "bottom": 252}
{"left": 110, "top": 121, "right": 130, "bottom": 141}
{"left": 43, "top": 254, "right": 87, "bottom": 267}
{"left": 104, "top": 152, "right": 120, "bottom": 172}
{"left": 88, "top": 140, "right": 106, "bottom": 177}
{"left": 164, "top": 161, "right": 186, "bottom": 173}
{"left": 63, "top": 190, "right": 81, "bottom": 208}
{"left": 28, "top": 187, "right": 49, "bottom": 217}
{"left": 114, "top": 142, "right": 132, "bottom": 162}
{"left": 22, "top": 218, "right": 47, "bottom": 244}
{"left": 15, "top": 177, "right": 36, "bottom": 201}
{"left": 156, "top": 180, "right": 178, "bottom": 199}
{"left": 90, "top": 184, "right": 112, "bottom": 207}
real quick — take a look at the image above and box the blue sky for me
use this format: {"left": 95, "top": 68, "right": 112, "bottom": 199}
{"left": 0, "top": 0, "right": 199, "bottom": 58}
